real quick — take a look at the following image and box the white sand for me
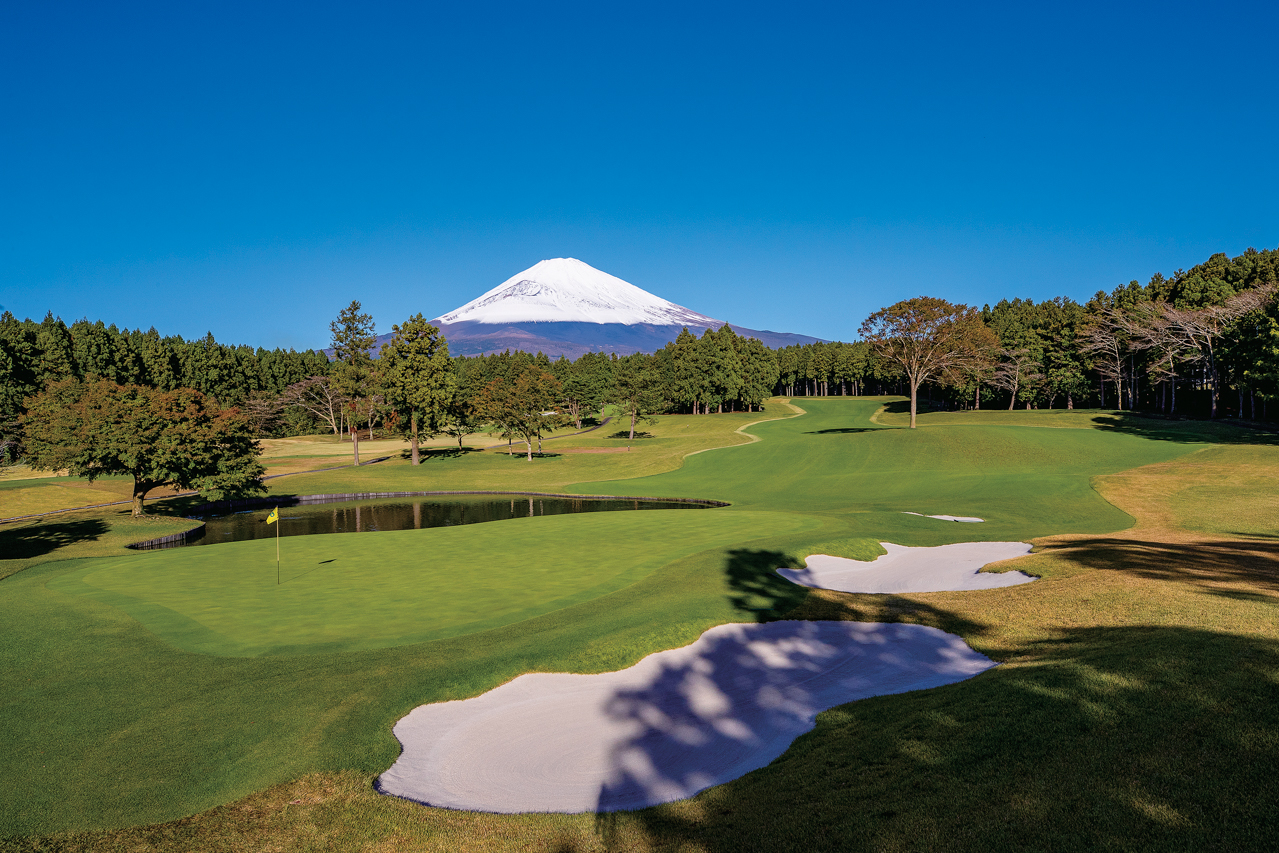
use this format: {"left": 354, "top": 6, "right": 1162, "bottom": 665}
{"left": 779, "top": 541, "right": 1035, "bottom": 594}
{"left": 903, "top": 511, "right": 985, "bottom": 523}
{"left": 377, "top": 620, "right": 995, "bottom": 813}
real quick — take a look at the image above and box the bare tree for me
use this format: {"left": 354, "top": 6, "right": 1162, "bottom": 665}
{"left": 239, "top": 391, "right": 284, "bottom": 436}
{"left": 280, "top": 376, "right": 346, "bottom": 437}
{"left": 988, "top": 348, "right": 1043, "bottom": 410}
{"left": 1079, "top": 307, "right": 1130, "bottom": 410}
{"left": 1160, "top": 285, "right": 1276, "bottom": 418}
{"left": 1125, "top": 303, "right": 1194, "bottom": 415}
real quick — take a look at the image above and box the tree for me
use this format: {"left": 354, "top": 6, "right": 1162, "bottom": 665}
{"left": 609, "top": 354, "right": 668, "bottom": 440}
{"left": 1079, "top": 303, "right": 1130, "bottom": 409}
{"left": 21, "top": 378, "right": 265, "bottom": 516}
{"left": 473, "top": 365, "right": 563, "bottom": 461}
{"left": 280, "top": 376, "right": 345, "bottom": 436}
{"left": 858, "top": 297, "right": 996, "bottom": 428}
{"left": 329, "top": 301, "right": 376, "bottom": 464}
{"left": 989, "top": 348, "right": 1043, "bottom": 410}
{"left": 379, "top": 314, "right": 453, "bottom": 465}
{"left": 1160, "top": 286, "right": 1276, "bottom": 418}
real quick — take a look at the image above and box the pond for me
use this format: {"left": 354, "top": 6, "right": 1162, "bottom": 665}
{"left": 136, "top": 494, "right": 713, "bottom": 549}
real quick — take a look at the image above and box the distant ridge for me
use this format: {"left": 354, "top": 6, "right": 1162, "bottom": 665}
{"left": 414, "top": 258, "right": 823, "bottom": 358}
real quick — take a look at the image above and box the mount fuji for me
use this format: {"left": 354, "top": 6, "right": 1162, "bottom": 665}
{"left": 416, "top": 258, "right": 822, "bottom": 358}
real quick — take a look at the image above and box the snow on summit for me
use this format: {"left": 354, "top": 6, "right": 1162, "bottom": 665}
{"left": 434, "top": 258, "right": 720, "bottom": 326}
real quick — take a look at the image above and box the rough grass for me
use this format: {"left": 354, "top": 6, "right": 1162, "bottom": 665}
{"left": 4, "top": 399, "right": 1279, "bottom": 851}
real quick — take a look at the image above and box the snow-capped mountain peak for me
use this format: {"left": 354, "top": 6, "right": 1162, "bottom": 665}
{"left": 434, "top": 258, "right": 720, "bottom": 326}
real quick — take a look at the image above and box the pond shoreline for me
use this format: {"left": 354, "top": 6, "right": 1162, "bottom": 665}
{"left": 128, "top": 491, "right": 730, "bottom": 549}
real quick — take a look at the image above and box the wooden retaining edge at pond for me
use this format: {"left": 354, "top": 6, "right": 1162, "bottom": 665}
{"left": 187, "top": 491, "right": 731, "bottom": 515}
{"left": 128, "top": 523, "right": 208, "bottom": 550}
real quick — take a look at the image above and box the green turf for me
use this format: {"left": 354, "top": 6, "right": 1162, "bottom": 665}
{"left": 48, "top": 511, "right": 807, "bottom": 656}
{"left": 0, "top": 396, "right": 1252, "bottom": 842}
{"left": 575, "top": 399, "right": 1198, "bottom": 545}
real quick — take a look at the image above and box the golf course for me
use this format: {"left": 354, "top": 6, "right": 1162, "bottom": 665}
{"left": 2, "top": 397, "right": 1278, "bottom": 851}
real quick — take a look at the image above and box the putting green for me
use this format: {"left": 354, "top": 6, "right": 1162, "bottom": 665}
{"left": 48, "top": 510, "right": 811, "bottom": 656}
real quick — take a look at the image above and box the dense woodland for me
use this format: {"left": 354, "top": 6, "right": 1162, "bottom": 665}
{"left": 5, "top": 245, "right": 1279, "bottom": 466}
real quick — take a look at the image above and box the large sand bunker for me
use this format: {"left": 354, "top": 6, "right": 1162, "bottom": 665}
{"left": 378, "top": 620, "right": 995, "bottom": 813}
{"left": 779, "top": 541, "right": 1036, "bottom": 594}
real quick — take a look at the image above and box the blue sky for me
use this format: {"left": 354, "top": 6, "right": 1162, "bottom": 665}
{"left": 3, "top": 0, "right": 1276, "bottom": 349}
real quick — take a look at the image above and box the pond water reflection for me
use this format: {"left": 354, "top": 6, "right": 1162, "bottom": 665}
{"left": 140, "top": 495, "right": 710, "bottom": 549}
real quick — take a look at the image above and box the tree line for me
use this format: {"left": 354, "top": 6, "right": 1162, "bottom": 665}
{"left": 8, "top": 244, "right": 1279, "bottom": 500}
{"left": 0, "top": 313, "right": 330, "bottom": 461}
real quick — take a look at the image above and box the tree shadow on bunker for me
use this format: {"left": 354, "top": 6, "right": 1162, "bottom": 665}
{"left": 578, "top": 625, "right": 1279, "bottom": 853}
{"left": 0, "top": 517, "right": 109, "bottom": 560}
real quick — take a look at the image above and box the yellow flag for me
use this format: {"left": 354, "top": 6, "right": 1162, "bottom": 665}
{"left": 266, "top": 507, "right": 279, "bottom": 525}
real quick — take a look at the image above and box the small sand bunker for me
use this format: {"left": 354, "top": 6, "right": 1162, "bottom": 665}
{"left": 779, "top": 541, "right": 1035, "bottom": 594}
{"left": 903, "top": 511, "right": 984, "bottom": 523}
{"left": 377, "top": 621, "right": 994, "bottom": 813}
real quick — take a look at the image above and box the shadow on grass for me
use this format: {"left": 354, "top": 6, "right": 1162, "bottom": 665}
{"left": 1036, "top": 536, "right": 1279, "bottom": 595}
{"left": 722, "top": 548, "right": 810, "bottom": 621}
{"left": 572, "top": 623, "right": 1279, "bottom": 853}
{"left": 608, "top": 431, "right": 653, "bottom": 440}
{"left": 804, "top": 427, "right": 885, "bottom": 435}
{"left": 0, "top": 517, "right": 109, "bottom": 559}
{"left": 399, "top": 447, "right": 483, "bottom": 462}
{"left": 1091, "top": 412, "right": 1279, "bottom": 446}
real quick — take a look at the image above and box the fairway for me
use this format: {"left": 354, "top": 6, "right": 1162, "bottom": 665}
{"left": 49, "top": 510, "right": 804, "bottom": 656}
{"left": 578, "top": 399, "right": 1201, "bottom": 545}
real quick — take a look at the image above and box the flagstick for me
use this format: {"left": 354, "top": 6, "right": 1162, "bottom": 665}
{"left": 276, "top": 516, "right": 280, "bottom": 585}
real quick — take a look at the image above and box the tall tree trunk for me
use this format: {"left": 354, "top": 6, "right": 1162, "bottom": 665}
{"left": 352, "top": 423, "right": 360, "bottom": 465}
{"left": 1067, "top": 391, "right": 1073, "bottom": 410}
{"left": 410, "top": 411, "right": 420, "bottom": 466}
{"left": 526, "top": 437, "right": 532, "bottom": 461}
{"left": 1208, "top": 346, "right": 1218, "bottom": 418}
{"left": 131, "top": 479, "right": 152, "bottom": 517}
{"left": 1008, "top": 379, "right": 1017, "bottom": 410}
{"left": 630, "top": 408, "right": 637, "bottom": 440}
{"left": 908, "top": 379, "right": 918, "bottom": 428}
{"left": 975, "top": 383, "right": 981, "bottom": 410}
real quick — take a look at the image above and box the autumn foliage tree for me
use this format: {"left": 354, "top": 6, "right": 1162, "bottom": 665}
{"left": 859, "top": 297, "right": 996, "bottom": 428}
{"left": 474, "top": 365, "right": 563, "bottom": 461}
{"left": 21, "top": 378, "right": 265, "bottom": 516}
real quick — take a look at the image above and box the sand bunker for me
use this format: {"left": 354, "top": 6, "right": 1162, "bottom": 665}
{"left": 779, "top": 541, "right": 1035, "bottom": 594}
{"left": 903, "top": 511, "right": 984, "bottom": 523}
{"left": 378, "top": 620, "right": 994, "bottom": 813}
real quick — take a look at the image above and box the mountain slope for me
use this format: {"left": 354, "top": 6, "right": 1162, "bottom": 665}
{"left": 436, "top": 258, "right": 720, "bottom": 327}
{"left": 368, "top": 258, "right": 823, "bottom": 358}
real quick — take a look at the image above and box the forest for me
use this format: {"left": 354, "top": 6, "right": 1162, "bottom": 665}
{"left": 4, "top": 245, "right": 1278, "bottom": 465}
